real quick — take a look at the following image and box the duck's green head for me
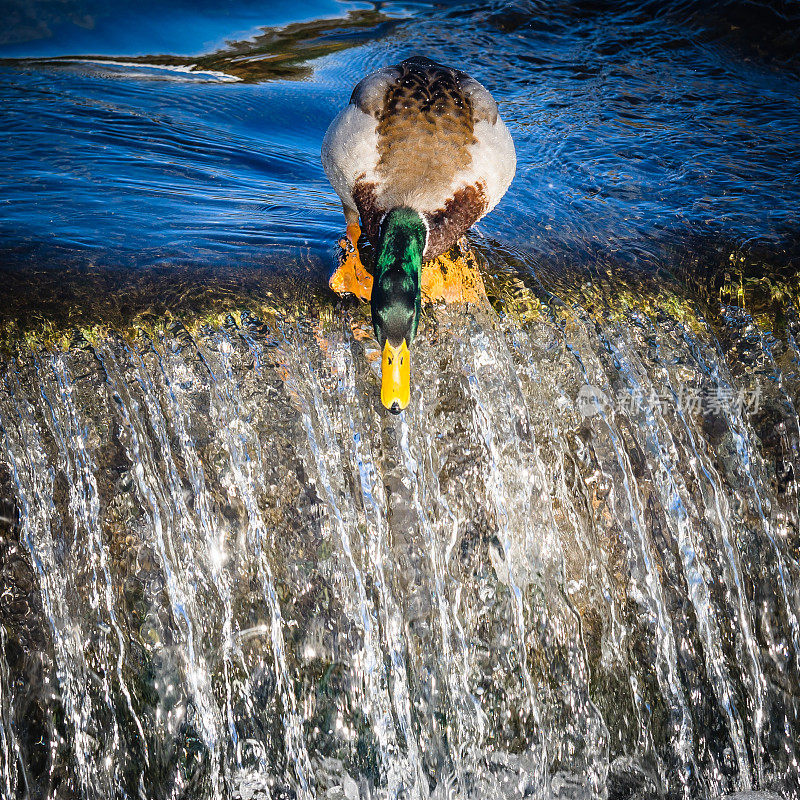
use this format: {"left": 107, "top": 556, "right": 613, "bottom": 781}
{"left": 371, "top": 207, "right": 427, "bottom": 414}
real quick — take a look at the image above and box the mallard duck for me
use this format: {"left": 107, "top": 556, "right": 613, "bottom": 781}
{"left": 322, "top": 55, "right": 516, "bottom": 412}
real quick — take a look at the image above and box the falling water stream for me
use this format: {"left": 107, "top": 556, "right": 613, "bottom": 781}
{"left": 1, "top": 257, "right": 799, "bottom": 799}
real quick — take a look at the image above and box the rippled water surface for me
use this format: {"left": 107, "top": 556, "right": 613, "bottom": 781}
{"left": 2, "top": 0, "right": 799, "bottom": 276}
{"left": 1, "top": 2, "right": 799, "bottom": 800}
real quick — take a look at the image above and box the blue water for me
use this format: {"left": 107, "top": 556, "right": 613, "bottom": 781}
{"left": 1, "top": 0, "right": 798, "bottom": 281}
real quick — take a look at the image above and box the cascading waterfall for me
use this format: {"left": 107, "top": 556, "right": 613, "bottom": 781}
{"left": 0, "top": 266, "right": 798, "bottom": 800}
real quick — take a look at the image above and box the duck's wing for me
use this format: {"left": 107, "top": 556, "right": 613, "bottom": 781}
{"left": 321, "top": 65, "right": 399, "bottom": 217}
{"left": 454, "top": 69, "right": 516, "bottom": 215}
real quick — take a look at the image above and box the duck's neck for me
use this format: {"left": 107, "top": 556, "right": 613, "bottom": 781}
{"left": 376, "top": 208, "right": 427, "bottom": 280}
{"left": 372, "top": 208, "right": 427, "bottom": 343}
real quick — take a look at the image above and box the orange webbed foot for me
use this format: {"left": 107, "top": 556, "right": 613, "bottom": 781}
{"left": 421, "top": 245, "right": 486, "bottom": 305}
{"left": 330, "top": 222, "right": 373, "bottom": 302}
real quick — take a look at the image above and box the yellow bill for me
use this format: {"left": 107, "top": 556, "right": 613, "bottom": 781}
{"left": 381, "top": 340, "right": 410, "bottom": 413}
